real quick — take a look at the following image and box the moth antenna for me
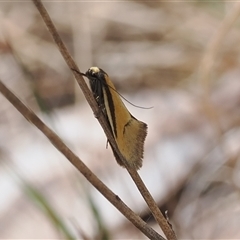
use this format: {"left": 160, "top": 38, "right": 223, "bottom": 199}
{"left": 74, "top": 68, "right": 153, "bottom": 110}
{"left": 71, "top": 68, "right": 86, "bottom": 76}
{"left": 104, "top": 82, "right": 153, "bottom": 110}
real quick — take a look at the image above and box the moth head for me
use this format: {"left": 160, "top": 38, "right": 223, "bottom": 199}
{"left": 85, "top": 67, "right": 107, "bottom": 81}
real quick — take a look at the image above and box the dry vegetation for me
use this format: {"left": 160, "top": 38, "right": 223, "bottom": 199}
{"left": 0, "top": 1, "right": 240, "bottom": 239}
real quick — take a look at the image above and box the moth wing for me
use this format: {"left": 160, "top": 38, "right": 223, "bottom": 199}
{"left": 116, "top": 117, "right": 147, "bottom": 170}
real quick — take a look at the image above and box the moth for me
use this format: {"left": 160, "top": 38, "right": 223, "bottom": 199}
{"left": 81, "top": 67, "right": 147, "bottom": 170}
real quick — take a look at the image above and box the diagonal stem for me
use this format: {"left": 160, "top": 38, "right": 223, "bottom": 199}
{"left": 126, "top": 167, "right": 177, "bottom": 240}
{"left": 31, "top": 0, "right": 177, "bottom": 239}
{"left": 0, "top": 80, "right": 164, "bottom": 240}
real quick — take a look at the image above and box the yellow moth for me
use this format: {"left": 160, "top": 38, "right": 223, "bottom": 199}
{"left": 82, "top": 67, "right": 147, "bottom": 170}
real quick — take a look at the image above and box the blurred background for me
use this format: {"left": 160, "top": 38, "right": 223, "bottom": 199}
{"left": 0, "top": 1, "right": 240, "bottom": 239}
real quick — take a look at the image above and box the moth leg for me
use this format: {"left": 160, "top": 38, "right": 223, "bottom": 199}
{"left": 93, "top": 108, "right": 102, "bottom": 119}
{"left": 106, "top": 140, "right": 109, "bottom": 149}
{"left": 94, "top": 97, "right": 106, "bottom": 119}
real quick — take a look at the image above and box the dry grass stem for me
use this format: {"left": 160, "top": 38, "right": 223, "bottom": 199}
{"left": 31, "top": 0, "right": 177, "bottom": 239}
{"left": 0, "top": 80, "right": 165, "bottom": 240}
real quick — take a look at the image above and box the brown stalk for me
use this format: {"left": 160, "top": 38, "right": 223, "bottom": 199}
{"left": 0, "top": 80, "right": 164, "bottom": 240}
{"left": 31, "top": 0, "right": 177, "bottom": 239}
